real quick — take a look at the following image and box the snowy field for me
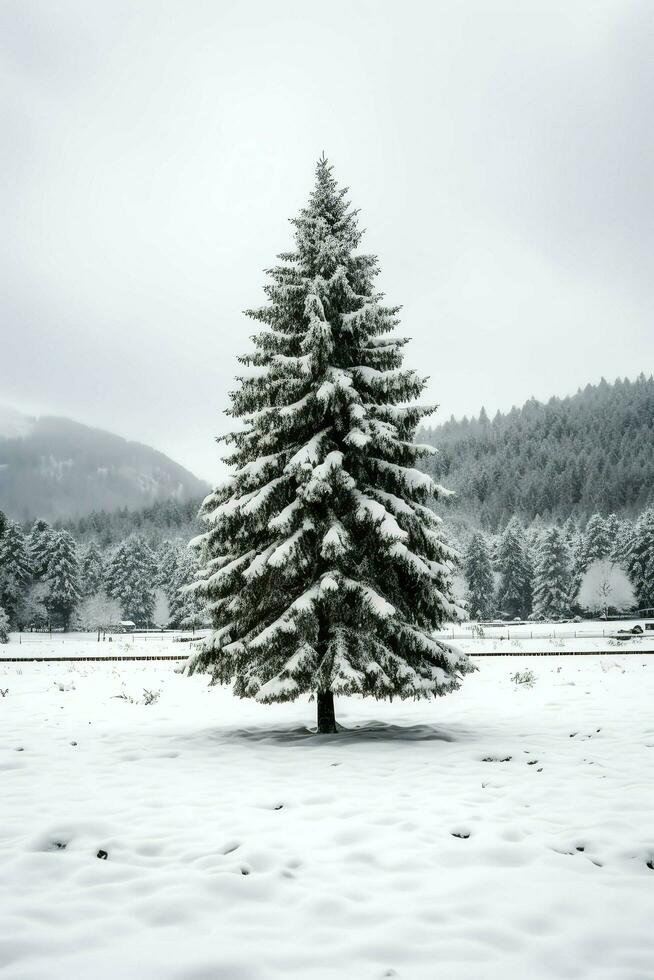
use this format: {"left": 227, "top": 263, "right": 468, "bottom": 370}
{"left": 3, "top": 632, "right": 195, "bottom": 659}
{"left": 435, "top": 620, "right": 654, "bottom": 656}
{"left": 1, "top": 650, "right": 653, "bottom": 980}
{"left": 5, "top": 619, "right": 654, "bottom": 661}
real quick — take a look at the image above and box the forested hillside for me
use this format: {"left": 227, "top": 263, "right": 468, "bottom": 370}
{"left": 420, "top": 376, "right": 654, "bottom": 531}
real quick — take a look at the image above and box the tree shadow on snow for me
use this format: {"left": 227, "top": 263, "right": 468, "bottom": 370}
{"left": 199, "top": 720, "right": 473, "bottom": 746}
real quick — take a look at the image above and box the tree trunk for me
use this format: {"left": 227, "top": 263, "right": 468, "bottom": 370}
{"left": 317, "top": 690, "right": 337, "bottom": 734}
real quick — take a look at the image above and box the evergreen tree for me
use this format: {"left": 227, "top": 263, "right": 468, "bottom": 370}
{"left": 45, "top": 531, "right": 81, "bottom": 630}
{"left": 23, "top": 583, "right": 50, "bottom": 630}
{"left": 604, "top": 513, "right": 620, "bottom": 552}
{"left": 562, "top": 515, "right": 580, "bottom": 551}
{"left": 611, "top": 516, "right": 633, "bottom": 565}
{"left": 580, "top": 514, "right": 611, "bottom": 568}
{"left": 156, "top": 539, "right": 183, "bottom": 598}
{"left": 28, "top": 519, "right": 53, "bottom": 580}
{"left": 168, "top": 551, "right": 205, "bottom": 628}
{"left": 568, "top": 534, "right": 586, "bottom": 609}
{"left": 463, "top": 532, "right": 494, "bottom": 619}
{"left": 78, "top": 541, "right": 105, "bottom": 597}
{"left": 533, "top": 527, "right": 571, "bottom": 619}
{"left": 624, "top": 509, "right": 654, "bottom": 611}
{"left": 496, "top": 518, "right": 532, "bottom": 618}
{"left": 106, "top": 535, "right": 156, "bottom": 623}
{"left": 0, "top": 511, "right": 7, "bottom": 543}
{"left": 188, "top": 157, "right": 472, "bottom": 732}
{"left": 0, "top": 521, "right": 31, "bottom": 625}
{"left": 0, "top": 604, "right": 9, "bottom": 643}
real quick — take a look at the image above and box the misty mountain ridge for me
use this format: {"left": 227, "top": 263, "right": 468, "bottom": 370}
{"left": 0, "top": 406, "right": 208, "bottom": 522}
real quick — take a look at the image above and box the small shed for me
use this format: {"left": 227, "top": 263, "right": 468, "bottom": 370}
{"left": 119, "top": 620, "right": 136, "bottom": 633}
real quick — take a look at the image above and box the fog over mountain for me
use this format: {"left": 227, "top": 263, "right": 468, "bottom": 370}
{"left": 0, "top": 406, "right": 208, "bottom": 522}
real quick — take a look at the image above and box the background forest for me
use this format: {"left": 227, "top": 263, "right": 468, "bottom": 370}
{"left": 1, "top": 376, "right": 653, "bottom": 634}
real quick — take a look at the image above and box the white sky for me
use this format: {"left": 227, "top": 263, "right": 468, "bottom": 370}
{"left": 1, "top": 0, "right": 652, "bottom": 481}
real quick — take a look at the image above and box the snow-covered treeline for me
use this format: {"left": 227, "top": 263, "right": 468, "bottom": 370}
{"left": 0, "top": 511, "right": 205, "bottom": 636}
{"left": 461, "top": 509, "right": 654, "bottom": 621}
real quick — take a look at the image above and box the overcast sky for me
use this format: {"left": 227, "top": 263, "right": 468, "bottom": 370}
{"left": 1, "top": 0, "right": 652, "bottom": 481}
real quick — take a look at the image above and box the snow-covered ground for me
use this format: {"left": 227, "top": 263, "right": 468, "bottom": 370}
{"left": 1, "top": 650, "right": 652, "bottom": 979}
{"left": 436, "top": 619, "right": 654, "bottom": 655}
{"left": 6, "top": 618, "right": 654, "bottom": 660}
{"left": 3, "top": 631, "right": 194, "bottom": 659}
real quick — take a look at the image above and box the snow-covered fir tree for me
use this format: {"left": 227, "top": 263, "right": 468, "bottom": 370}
{"left": 169, "top": 551, "right": 204, "bottom": 628}
{"left": 624, "top": 509, "right": 654, "bottom": 611}
{"left": 0, "top": 521, "right": 32, "bottom": 625}
{"left": 562, "top": 516, "right": 580, "bottom": 551}
{"left": 604, "top": 513, "right": 620, "bottom": 552}
{"left": 532, "top": 526, "right": 571, "bottom": 620}
{"left": 28, "top": 519, "right": 53, "bottom": 580}
{"left": 568, "top": 533, "right": 586, "bottom": 610}
{"left": 188, "top": 157, "right": 472, "bottom": 732}
{"left": 156, "top": 539, "right": 183, "bottom": 599}
{"left": 23, "top": 583, "right": 50, "bottom": 630}
{"left": 106, "top": 535, "right": 156, "bottom": 624}
{"left": 45, "top": 531, "right": 81, "bottom": 630}
{"left": 463, "top": 532, "right": 494, "bottom": 620}
{"left": 0, "top": 604, "right": 9, "bottom": 643}
{"left": 78, "top": 541, "right": 105, "bottom": 598}
{"left": 580, "top": 514, "right": 611, "bottom": 569}
{"left": 495, "top": 518, "right": 532, "bottom": 619}
{"left": 610, "top": 515, "right": 632, "bottom": 564}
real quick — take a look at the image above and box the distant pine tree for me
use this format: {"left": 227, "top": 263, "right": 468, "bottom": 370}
{"left": 624, "top": 509, "right": 654, "bottom": 611}
{"left": 45, "top": 531, "right": 81, "bottom": 631}
{"left": 106, "top": 535, "right": 156, "bottom": 624}
{"left": 168, "top": 551, "right": 205, "bottom": 628}
{"left": 562, "top": 515, "right": 580, "bottom": 550}
{"left": 0, "top": 521, "right": 31, "bottom": 625}
{"left": 612, "top": 516, "right": 634, "bottom": 565}
{"left": 496, "top": 518, "right": 532, "bottom": 618}
{"left": 0, "top": 604, "right": 9, "bottom": 643}
{"left": 464, "top": 532, "right": 494, "bottom": 619}
{"left": 156, "top": 539, "right": 183, "bottom": 599}
{"left": 533, "top": 527, "right": 571, "bottom": 619}
{"left": 581, "top": 514, "right": 611, "bottom": 568}
{"left": 78, "top": 541, "right": 105, "bottom": 597}
{"left": 569, "top": 534, "right": 586, "bottom": 609}
{"left": 188, "top": 157, "right": 471, "bottom": 732}
{"left": 28, "top": 519, "right": 53, "bottom": 580}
